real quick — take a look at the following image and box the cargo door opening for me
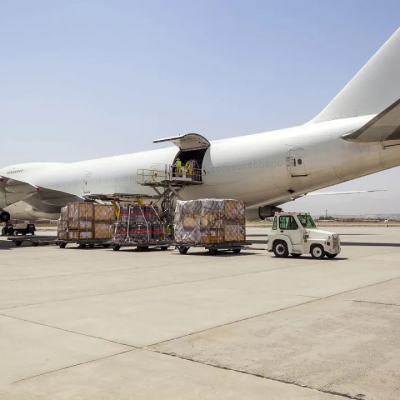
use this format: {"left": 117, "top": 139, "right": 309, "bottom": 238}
{"left": 153, "top": 133, "right": 210, "bottom": 182}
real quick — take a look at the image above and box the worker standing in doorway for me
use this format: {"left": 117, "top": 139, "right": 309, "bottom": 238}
{"left": 175, "top": 158, "right": 182, "bottom": 177}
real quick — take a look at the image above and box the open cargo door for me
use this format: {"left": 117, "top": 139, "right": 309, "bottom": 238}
{"left": 153, "top": 133, "right": 210, "bottom": 151}
{"left": 153, "top": 133, "right": 210, "bottom": 182}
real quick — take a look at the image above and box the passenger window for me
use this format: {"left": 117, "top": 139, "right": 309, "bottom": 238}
{"left": 279, "top": 216, "right": 298, "bottom": 230}
{"left": 272, "top": 217, "right": 277, "bottom": 230}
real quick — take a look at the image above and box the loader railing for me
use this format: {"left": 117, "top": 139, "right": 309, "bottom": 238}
{"left": 137, "top": 165, "right": 203, "bottom": 185}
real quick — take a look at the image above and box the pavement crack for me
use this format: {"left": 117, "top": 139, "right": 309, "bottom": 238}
{"left": 347, "top": 299, "right": 400, "bottom": 308}
{"left": 12, "top": 349, "right": 135, "bottom": 384}
{"left": 146, "top": 348, "right": 356, "bottom": 399}
{"left": 0, "top": 313, "right": 136, "bottom": 348}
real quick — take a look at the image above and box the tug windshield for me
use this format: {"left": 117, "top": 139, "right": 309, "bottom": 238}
{"left": 297, "top": 214, "right": 317, "bottom": 229}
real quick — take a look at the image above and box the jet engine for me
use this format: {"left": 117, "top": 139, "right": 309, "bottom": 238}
{"left": 0, "top": 209, "right": 11, "bottom": 222}
{"left": 246, "top": 205, "right": 282, "bottom": 221}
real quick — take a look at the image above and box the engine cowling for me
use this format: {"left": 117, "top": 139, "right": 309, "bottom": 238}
{"left": 246, "top": 205, "right": 282, "bottom": 221}
{"left": 0, "top": 209, "right": 11, "bottom": 222}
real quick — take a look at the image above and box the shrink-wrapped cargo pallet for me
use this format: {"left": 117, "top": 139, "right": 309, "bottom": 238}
{"left": 57, "top": 203, "right": 115, "bottom": 241}
{"left": 174, "top": 199, "right": 246, "bottom": 245}
{"left": 112, "top": 204, "right": 167, "bottom": 243}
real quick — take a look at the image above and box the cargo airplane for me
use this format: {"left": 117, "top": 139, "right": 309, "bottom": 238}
{"left": 2, "top": 28, "right": 400, "bottom": 223}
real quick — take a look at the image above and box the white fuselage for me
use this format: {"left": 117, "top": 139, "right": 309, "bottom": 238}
{"left": 2, "top": 115, "right": 400, "bottom": 220}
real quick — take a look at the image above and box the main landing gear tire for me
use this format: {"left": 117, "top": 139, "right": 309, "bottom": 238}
{"left": 325, "top": 252, "right": 338, "bottom": 259}
{"left": 273, "top": 241, "right": 289, "bottom": 258}
{"left": 311, "top": 244, "right": 325, "bottom": 259}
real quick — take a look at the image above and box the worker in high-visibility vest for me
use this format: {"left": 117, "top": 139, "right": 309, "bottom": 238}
{"left": 166, "top": 224, "right": 173, "bottom": 238}
{"left": 175, "top": 158, "right": 182, "bottom": 177}
{"left": 186, "top": 162, "right": 193, "bottom": 179}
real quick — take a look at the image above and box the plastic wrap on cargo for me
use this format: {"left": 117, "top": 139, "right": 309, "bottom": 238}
{"left": 174, "top": 199, "right": 246, "bottom": 245}
{"left": 57, "top": 202, "right": 116, "bottom": 241}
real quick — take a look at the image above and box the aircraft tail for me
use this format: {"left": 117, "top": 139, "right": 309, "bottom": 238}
{"left": 310, "top": 28, "right": 400, "bottom": 123}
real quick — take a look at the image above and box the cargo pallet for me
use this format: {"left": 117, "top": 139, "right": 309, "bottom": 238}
{"left": 55, "top": 239, "right": 112, "bottom": 249}
{"left": 8, "top": 235, "right": 57, "bottom": 247}
{"left": 110, "top": 240, "right": 172, "bottom": 251}
{"left": 175, "top": 241, "right": 253, "bottom": 255}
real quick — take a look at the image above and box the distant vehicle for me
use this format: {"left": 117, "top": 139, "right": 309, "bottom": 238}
{"left": 11, "top": 223, "right": 36, "bottom": 236}
{"left": 268, "top": 212, "right": 341, "bottom": 259}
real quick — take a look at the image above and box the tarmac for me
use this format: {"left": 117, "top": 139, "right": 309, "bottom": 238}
{"left": 1, "top": 226, "right": 400, "bottom": 399}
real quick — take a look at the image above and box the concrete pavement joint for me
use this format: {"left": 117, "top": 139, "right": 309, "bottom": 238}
{"left": 0, "top": 313, "right": 137, "bottom": 349}
{"left": 148, "top": 275, "right": 400, "bottom": 348}
{"left": 0, "top": 261, "right": 313, "bottom": 311}
{"left": 12, "top": 349, "right": 136, "bottom": 384}
{"left": 146, "top": 348, "right": 356, "bottom": 399}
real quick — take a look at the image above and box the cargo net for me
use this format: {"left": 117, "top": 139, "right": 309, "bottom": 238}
{"left": 113, "top": 205, "right": 167, "bottom": 243}
{"left": 57, "top": 203, "right": 116, "bottom": 241}
{"left": 174, "top": 199, "right": 246, "bottom": 245}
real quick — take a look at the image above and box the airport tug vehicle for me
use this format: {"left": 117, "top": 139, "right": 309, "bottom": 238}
{"left": 268, "top": 212, "right": 341, "bottom": 259}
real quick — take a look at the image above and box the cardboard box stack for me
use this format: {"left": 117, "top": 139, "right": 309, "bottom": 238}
{"left": 174, "top": 199, "right": 246, "bottom": 245}
{"left": 57, "top": 203, "right": 115, "bottom": 241}
{"left": 113, "top": 205, "right": 167, "bottom": 243}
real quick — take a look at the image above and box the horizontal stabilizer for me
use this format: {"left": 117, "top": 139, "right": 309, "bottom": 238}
{"left": 342, "top": 99, "right": 400, "bottom": 142}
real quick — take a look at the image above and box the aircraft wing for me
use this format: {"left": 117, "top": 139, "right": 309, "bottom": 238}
{"left": 0, "top": 175, "right": 82, "bottom": 207}
{"left": 306, "top": 190, "right": 387, "bottom": 196}
{"left": 342, "top": 98, "right": 400, "bottom": 142}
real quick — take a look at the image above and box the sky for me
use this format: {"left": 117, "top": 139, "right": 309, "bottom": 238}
{"left": 1, "top": 0, "right": 400, "bottom": 215}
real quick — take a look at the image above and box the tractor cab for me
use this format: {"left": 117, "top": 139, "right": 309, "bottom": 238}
{"left": 268, "top": 212, "right": 341, "bottom": 259}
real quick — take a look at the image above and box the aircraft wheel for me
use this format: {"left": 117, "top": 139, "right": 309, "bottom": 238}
{"left": 273, "top": 241, "right": 289, "bottom": 258}
{"left": 311, "top": 244, "right": 325, "bottom": 259}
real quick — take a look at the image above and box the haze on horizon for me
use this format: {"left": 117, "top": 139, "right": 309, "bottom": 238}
{"left": 1, "top": 0, "right": 400, "bottom": 215}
